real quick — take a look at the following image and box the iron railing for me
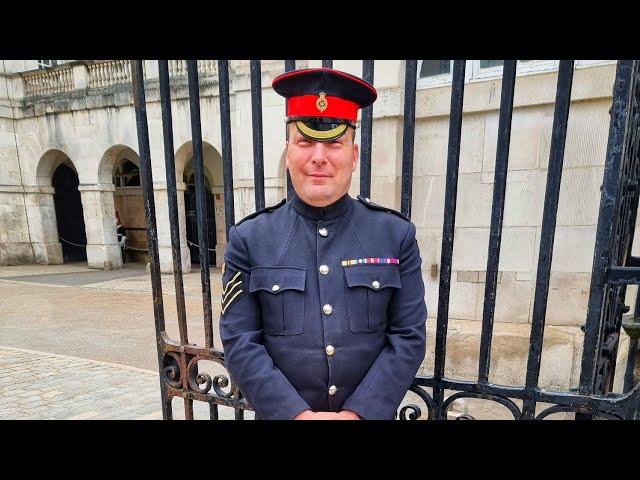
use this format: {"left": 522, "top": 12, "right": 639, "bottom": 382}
{"left": 132, "top": 59, "right": 640, "bottom": 420}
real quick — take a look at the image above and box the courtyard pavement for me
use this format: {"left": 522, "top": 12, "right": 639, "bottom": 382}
{"left": 0, "top": 262, "right": 251, "bottom": 420}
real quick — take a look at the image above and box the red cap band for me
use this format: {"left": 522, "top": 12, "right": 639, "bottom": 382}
{"left": 287, "top": 95, "right": 359, "bottom": 122}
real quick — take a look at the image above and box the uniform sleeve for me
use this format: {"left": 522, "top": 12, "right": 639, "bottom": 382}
{"left": 219, "top": 225, "right": 311, "bottom": 420}
{"left": 341, "top": 221, "right": 427, "bottom": 419}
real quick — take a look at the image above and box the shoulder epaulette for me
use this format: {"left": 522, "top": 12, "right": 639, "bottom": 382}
{"left": 357, "top": 195, "right": 410, "bottom": 222}
{"left": 235, "top": 198, "right": 287, "bottom": 226}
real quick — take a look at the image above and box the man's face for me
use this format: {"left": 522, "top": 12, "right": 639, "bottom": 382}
{"left": 285, "top": 124, "right": 359, "bottom": 207}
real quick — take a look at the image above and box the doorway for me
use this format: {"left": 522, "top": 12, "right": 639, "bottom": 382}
{"left": 52, "top": 163, "right": 87, "bottom": 263}
{"left": 184, "top": 173, "right": 217, "bottom": 266}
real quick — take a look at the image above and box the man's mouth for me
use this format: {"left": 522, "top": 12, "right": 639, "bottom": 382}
{"left": 308, "top": 173, "right": 331, "bottom": 178}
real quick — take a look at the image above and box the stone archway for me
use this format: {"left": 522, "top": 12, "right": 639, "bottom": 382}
{"left": 175, "top": 141, "right": 226, "bottom": 268}
{"left": 100, "top": 146, "right": 146, "bottom": 264}
{"left": 183, "top": 167, "right": 216, "bottom": 266}
{"left": 52, "top": 162, "right": 87, "bottom": 263}
{"left": 31, "top": 149, "right": 82, "bottom": 265}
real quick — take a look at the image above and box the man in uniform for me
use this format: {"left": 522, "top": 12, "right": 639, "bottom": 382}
{"left": 219, "top": 67, "right": 427, "bottom": 420}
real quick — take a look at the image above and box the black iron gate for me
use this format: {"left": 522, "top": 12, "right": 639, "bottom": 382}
{"left": 132, "top": 59, "right": 640, "bottom": 420}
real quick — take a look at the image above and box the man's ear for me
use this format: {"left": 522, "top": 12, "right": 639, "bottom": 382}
{"left": 352, "top": 143, "right": 359, "bottom": 172}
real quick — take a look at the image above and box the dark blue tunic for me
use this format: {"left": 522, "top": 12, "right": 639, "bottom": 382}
{"left": 219, "top": 193, "right": 427, "bottom": 419}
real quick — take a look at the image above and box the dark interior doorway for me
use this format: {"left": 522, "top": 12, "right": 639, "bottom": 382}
{"left": 52, "top": 163, "right": 87, "bottom": 262}
{"left": 184, "top": 172, "right": 217, "bottom": 265}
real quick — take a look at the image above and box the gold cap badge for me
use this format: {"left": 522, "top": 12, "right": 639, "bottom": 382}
{"left": 316, "top": 92, "right": 328, "bottom": 113}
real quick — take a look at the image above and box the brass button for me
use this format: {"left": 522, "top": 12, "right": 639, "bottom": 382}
{"left": 371, "top": 280, "right": 381, "bottom": 290}
{"left": 325, "top": 345, "right": 335, "bottom": 356}
{"left": 319, "top": 265, "right": 329, "bottom": 275}
{"left": 328, "top": 385, "right": 337, "bottom": 396}
{"left": 318, "top": 227, "right": 328, "bottom": 237}
{"left": 322, "top": 304, "right": 333, "bottom": 315}
{"left": 272, "top": 284, "right": 280, "bottom": 292}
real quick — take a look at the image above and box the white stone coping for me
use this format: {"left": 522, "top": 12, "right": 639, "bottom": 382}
{"left": 78, "top": 183, "right": 116, "bottom": 192}
{"left": 152, "top": 181, "right": 187, "bottom": 192}
{"left": 0, "top": 185, "right": 55, "bottom": 194}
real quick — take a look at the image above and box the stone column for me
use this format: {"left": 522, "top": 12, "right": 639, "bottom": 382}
{"left": 78, "top": 183, "right": 122, "bottom": 270}
{"left": 23, "top": 186, "right": 63, "bottom": 264}
{"left": 212, "top": 189, "right": 227, "bottom": 269}
{"left": 154, "top": 181, "right": 191, "bottom": 274}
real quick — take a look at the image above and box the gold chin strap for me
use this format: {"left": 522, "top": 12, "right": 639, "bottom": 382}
{"left": 295, "top": 121, "right": 348, "bottom": 140}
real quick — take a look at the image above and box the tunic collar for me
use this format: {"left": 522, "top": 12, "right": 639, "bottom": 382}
{"left": 290, "top": 192, "right": 352, "bottom": 221}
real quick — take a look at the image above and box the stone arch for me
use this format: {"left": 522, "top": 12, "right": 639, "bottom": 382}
{"left": 49, "top": 156, "right": 87, "bottom": 264}
{"left": 98, "top": 144, "right": 145, "bottom": 264}
{"left": 175, "top": 141, "right": 222, "bottom": 188}
{"left": 28, "top": 150, "right": 79, "bottom": 265}
{"left": 175, "top": 141, "right": 226, "bottom": 268}
{"left": 36, "top": 149, "right": 77, "bottom": 186}
{"left": 97, "top": 144, "right": 140, "bottom": 185}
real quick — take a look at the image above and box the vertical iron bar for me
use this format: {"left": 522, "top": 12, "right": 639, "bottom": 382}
{"left": 599, "top": 63, "right": 640, "bottom": 395}
{"left": 579, "top": 60, "right": 634, "bottom": 395}
{"left": 250, "top": 60, "right": 265, "bottom": 211}
{"left": 433, "top": 60, "right": 466, "bottom": 420}
{"left": 161, "top": 60, "right": 194, "bottom": 420}
{"left": 521, "top": 60, "right": 575, "bottom": 419}
{"left": 360, "top": 60, "right": 374, "bottom": 198}
{"left": 284, "top": 60, "right": 296, "bottom": 201}
{"left": 131, "top": 60, "right": 171, "bottom": 420}
{"left": 218, "top": 60, "right": 235, "bottom": 239}
{"left": 477, "top": 60, "right": 517, "bottom": 384}
{"left": 210, "top": 402, "right": 219, "bottom": 420}
{"left": 400, "top": 60, "right": 417, "bottom": 218}
{"left": 158, "top": 60, "right": 189, "bottom": 346}
{"left": 187, "top": 60, "right": 214, "bottom": 351}
{"left": 322, "top": 60, "right": 333, "bottom": 68}
{"left": 235, "top": 406, "right": 245, "bottom": 420}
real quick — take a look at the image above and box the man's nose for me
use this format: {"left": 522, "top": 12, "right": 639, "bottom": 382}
{"left": 310, "top": 142, "right": 328, "bottom": 165}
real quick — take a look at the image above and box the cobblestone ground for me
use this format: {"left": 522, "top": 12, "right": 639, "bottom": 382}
{"left": 0, "top": 346, "right": 162, "bottom": 419}
{"left": 0, "top": 346, "right": 249, "bottom": 420}
{"left": 0, "top": 263, "right": 253, "bottom": 420}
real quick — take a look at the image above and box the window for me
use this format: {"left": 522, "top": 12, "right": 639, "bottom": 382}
{"left": 113, "top": 160, "right": 140, "bottom": 187}
{"left": 417, "top": 60, "right": 454, "bottom": 87}
{"left": 471, "top": 60, "right": 557, "bottom": 81}
{"left": 417, "top": 60, "right": 560, "bottom": 88}
{"left": 37, "top": 60, "right": 58, "bottom": 69}
{"left": 420, "top": 60, "right": 451, "bottom": 77}
{"left": 480, "top": 60, "right": 504, "bottom": 69}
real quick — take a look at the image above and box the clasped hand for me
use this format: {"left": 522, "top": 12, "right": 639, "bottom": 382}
{"left": 294, "top": 409, "right": 360, "bottom": 420}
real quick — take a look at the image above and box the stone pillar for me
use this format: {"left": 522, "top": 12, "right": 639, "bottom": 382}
{"left": 212, "top": 190, "right": 227, "bottom": 269}
{"left": 154, "top": 181, "right": 191, "bottom": 274}
{"left": 72, "top": 64, "right": 88, "bottom": 90}
{"left": 78, "top": 183, "right": 122, "bottom": 270}
{"left": 23, "top": 186, "right": 63, "bottom": 264}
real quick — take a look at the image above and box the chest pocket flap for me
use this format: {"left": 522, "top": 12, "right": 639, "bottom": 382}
{"left": 344, "top": 264, "right": 401, "bottom": 333}
{"left": 343, "top": 264, "right": 401, "bottom": 290}
{"left": 249, "top": 266, "right": 306, "bottom": 335}
{"left": 249, "top": 267, "right": 306, "bottom": 294}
